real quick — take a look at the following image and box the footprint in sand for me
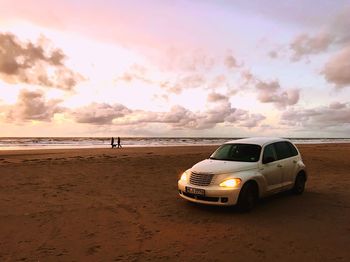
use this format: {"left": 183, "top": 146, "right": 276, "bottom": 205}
{"left": 86, "top": 245, "right": 101, "bottom": 255}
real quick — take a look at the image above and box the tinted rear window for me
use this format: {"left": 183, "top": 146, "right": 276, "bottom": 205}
{"left": 274, "top": 141, "right": 296, "bottom": 160}
{"left": 287, "top": 142, "right": 298, "bottom": 156}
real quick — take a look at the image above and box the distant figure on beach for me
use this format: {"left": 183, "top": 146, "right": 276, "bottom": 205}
{"left": 111, "top": 137, "right": 116, "bottom": 148}
{"left": 117, "top": 137, "right": 122, "bottom": 148}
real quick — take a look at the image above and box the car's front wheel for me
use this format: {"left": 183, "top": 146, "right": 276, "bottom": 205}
{"left": 292, "top": 173, "right": 306, "bottom": 194}
{"left": 237, "top": 182, "right": 258, "bottom": 212}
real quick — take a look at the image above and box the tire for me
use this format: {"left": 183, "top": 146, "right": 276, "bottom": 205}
{"left": 237, "top": 183, "right": 257, "bottom": 212}
{"left": 292, "top": 174, "right": 306, "bottom": 195}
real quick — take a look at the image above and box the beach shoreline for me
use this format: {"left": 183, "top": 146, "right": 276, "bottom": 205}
{"left": 1, "top": 137, "right": 350, "bottom": 151}
{"left": 1, "top": 144, "right": 350, "bottom": 261}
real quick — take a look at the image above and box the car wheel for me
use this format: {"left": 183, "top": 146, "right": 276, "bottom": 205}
{"left": 292, "top": 174, "right": 306, "bottom": 195}
{"left": 237, "top": 183, "right": 257, "bottom": 212}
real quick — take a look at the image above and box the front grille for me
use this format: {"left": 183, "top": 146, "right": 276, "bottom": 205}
{"left": 189, "top": 172, "right": 214, "bottom": 186}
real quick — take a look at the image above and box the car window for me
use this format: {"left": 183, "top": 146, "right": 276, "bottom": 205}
{"left": 262, "top": 144, "right": 276, "bottom": 163}
{"left": 210, "top": 143, "right": 261, "bottom": 162}
{"left": 286, "top": 142, "right": 298, "bottom": 156}
{"left": 211, "top": 144, "right": 232, "bottom": 159}
{"left": 274, "top": 141, "right": 294, "bottom": 160}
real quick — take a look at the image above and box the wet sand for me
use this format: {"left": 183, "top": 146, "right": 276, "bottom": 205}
{"left": 0, "top": 144, "right": 350, "bottom": 261}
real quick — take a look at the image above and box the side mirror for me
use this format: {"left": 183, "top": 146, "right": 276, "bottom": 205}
{"left": 263, "top": 156, "right": 275, "bottom": 164}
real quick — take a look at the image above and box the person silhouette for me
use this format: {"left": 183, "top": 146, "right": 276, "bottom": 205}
{"left": 117, "top": 137, "right": 122, "bottom": 148}
{"left": 111, "top": 137, "right": 116, "bottom": 148}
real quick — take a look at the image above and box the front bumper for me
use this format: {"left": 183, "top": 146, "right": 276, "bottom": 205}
{"left": 178, "top": 180, "right": 241, "bottom": 206}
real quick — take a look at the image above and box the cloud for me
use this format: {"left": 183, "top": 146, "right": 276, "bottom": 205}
{"left": 157, "top": 48, "right": 215, "bottom": 73}
{"left": 114, "top": 106, "right": 196, "bottom": 128}
{"left": 254, "top": 79, "right": 300, "bottom": 109}
{"left": 205, "top": 93, "right": 264, "bottom": 129}
{"left": 165, "top": 74, "right": 206, "bottom": 94}
{"left": 256, "top": 80, "right": 280, "bottom": 91}
{"left": 207, "top": 92, "right": 228, "bottom": 102}
{"left": 0, "top": 32, "right": 83, "bottom": 90}
{"left": 281, "top": 102, "right": 350, "bottom": 128}
{"left": 289, "top": 32, "right": 333, "bottom": 61}
{"left": 194, "top": 101, "right": 265, "bottom": 129}
{"left": 117, "top": 61, "right": 211, "bottom": 95}
{"left": 268, "top": 50, "right": 279, "bottom": 59}
{"left": 118, "top": 52, "right": 239, "bottom": 95}
{"left": 204, "top": 102, "right": 265, "bottom": 129}
{"left": 71, "top": 103, "right": 131, "bottom": 125}
{"left": 162, "top": 71, "right": 233, "bottom": 94}
{"left": 224, "top": 55, "right": 239, "bottom": 69}
{"left": 322, "top": 46, "right": 350, "bottom": 88}
{"left": 288, "top": 7, "right": 350, "bottom": 61}
{"left": 116, "top": 64, "right": 153, "bottom": 84}
{"left": 208, "top": 74, "right": 227, "bottom": 89}
{"left": 329, "top": 101, "right": 347, "bottom": 109}
{"left": 152, "top": 106, "right": 198, "bottom": 129}
{"left": 240, "top": 114, "right": 266, "bottom": 128}
{"left": 240, "top": 70, "right": 255, "bottom": 85}
{"left": 331, "top": 7, "right": 350, "bottom": 45}
{"left": 5, "top": 89, "right": 63, "bottom": 122}
{"left": 69, "top": 100, "right": 265, "bottom": 130}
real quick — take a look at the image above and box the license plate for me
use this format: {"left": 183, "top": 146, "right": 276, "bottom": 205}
{"left": 186, "top": 187, "right": 205, "bottom": 196}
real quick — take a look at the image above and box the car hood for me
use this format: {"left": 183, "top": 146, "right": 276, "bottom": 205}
{"left": 191, "top": 159, "right": 258, "bottom": 174}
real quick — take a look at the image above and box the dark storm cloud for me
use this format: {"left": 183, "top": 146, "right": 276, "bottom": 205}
{"left": 0, "top": 32, "right": 83, "bottom": 90}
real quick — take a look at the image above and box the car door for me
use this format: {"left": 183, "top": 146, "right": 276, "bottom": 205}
{"left": 260, "top": 143, "right": 283, "bottom": 193}
{"left": 273, "top": 141, "right": 297, "bottom": 189}
{"left": 282, "top": 142, "right": 300, "bottom": 188}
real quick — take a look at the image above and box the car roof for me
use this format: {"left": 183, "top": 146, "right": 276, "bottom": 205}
{"left": 224, "top": 137, "right": 289, "bottom": 147}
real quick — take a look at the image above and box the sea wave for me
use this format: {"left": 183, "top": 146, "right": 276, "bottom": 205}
{"left": 0, "top": 137, "right": 349, "bottom": 150}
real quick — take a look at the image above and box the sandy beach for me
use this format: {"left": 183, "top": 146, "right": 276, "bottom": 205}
{"left": 1, "top": 144, "right": 350, "bottom": 261}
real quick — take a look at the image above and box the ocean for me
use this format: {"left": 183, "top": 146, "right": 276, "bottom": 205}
{"left": 0, "top": 137, "right": 350, "bottom": 150}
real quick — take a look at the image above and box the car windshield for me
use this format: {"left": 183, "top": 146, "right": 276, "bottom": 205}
{"left": 210, "top": 143, "right": 261, "bottom": 162}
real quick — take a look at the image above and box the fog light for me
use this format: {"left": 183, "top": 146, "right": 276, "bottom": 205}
{"left": 221, "top": 197, "right": 228, "bottom": 203}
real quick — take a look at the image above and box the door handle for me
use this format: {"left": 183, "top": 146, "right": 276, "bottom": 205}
{"left": 277, "top": 164, "right": 283, "bottom": 168}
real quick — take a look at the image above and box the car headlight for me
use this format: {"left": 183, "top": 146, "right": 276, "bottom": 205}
{"left": 180, "top": 170, "right": 189, "bottom": 181}
{"left": 219, "top": 178, "right": 241, "bottom": 187}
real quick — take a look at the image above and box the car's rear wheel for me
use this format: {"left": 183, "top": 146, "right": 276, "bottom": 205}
{"left": 237, "top": 183, "right": 257, "bottom": 212}
{"left": 292, "top": 173, "right": 306, "bottom": 194}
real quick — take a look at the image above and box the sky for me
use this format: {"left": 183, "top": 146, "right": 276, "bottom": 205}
{"left": 0, "top": 0, "right": 350, "bottom": 137}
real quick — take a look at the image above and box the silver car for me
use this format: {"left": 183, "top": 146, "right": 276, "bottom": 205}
{"left": 178, "top": 137, "right": 307, "bottom": 211}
